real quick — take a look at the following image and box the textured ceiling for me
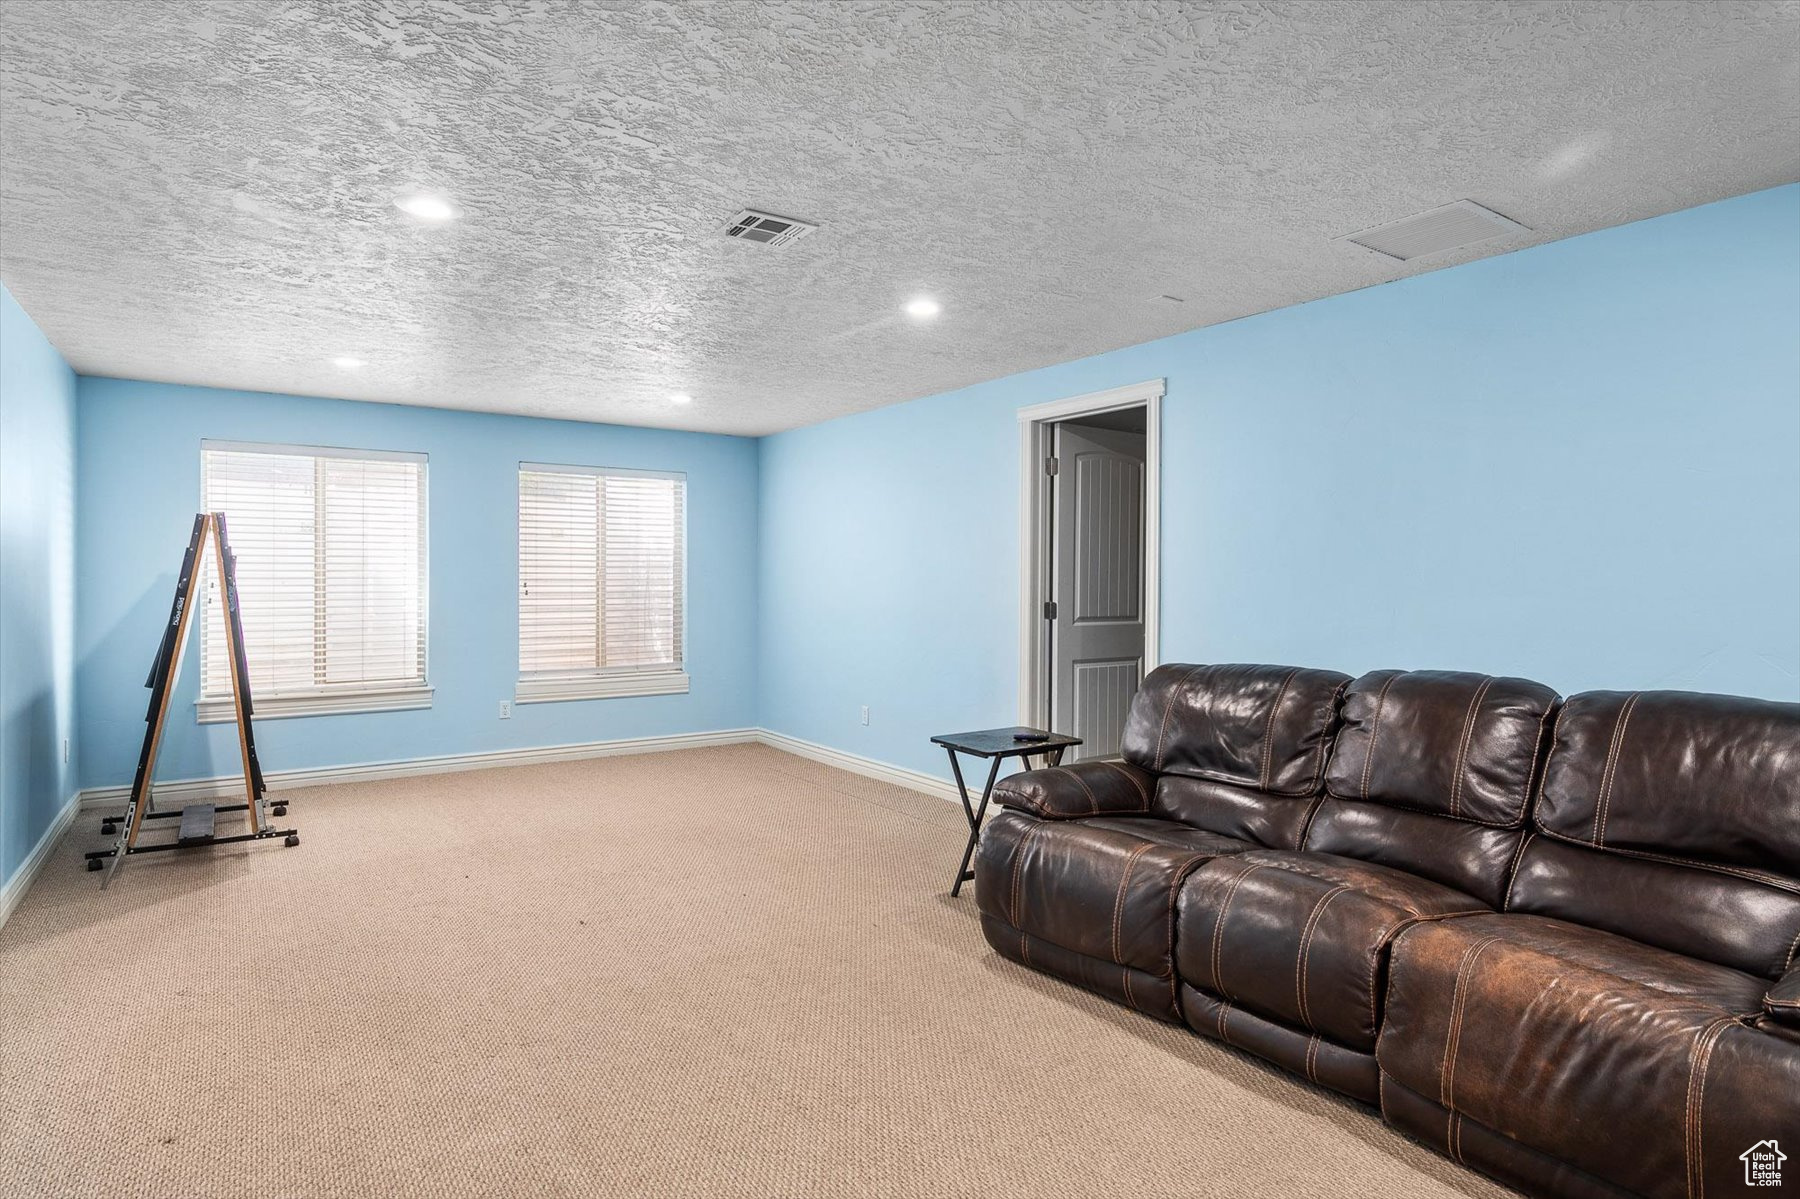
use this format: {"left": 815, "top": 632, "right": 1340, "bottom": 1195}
{"left": 1, "top": 1, "right": 1796, "bottom": 436}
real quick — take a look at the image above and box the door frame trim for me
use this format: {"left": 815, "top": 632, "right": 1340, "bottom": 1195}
{"left": 1016, "top": 378, "right": 1164, "bottom": 732}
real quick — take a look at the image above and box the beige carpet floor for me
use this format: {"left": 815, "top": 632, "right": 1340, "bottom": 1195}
{"left": 1, "top": 744, "right": 1512, "bottom": 1199}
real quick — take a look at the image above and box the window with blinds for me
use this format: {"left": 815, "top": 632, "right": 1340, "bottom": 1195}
{"left": 198, "top": 442, "right": 430, "bottom": 721}
{"left": 517, "top": 464, "right": 688, "bottom": 701}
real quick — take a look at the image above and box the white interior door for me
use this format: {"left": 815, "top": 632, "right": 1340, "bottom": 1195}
{"left": 1050, "top": 421, "right": 1146, "bottom": 761}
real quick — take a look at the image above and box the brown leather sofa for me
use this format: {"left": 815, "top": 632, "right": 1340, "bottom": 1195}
{"left": 973, "top": 663, "right": 1800, "bottom": 1199}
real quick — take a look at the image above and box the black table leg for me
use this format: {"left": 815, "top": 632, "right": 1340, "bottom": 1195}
{"left": 948, "top": 750, "right": 1002, "bottom": 897}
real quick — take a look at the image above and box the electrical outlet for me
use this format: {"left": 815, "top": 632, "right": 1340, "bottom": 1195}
{"left": 860, "top": 705, "right": 870, "bottom": 726}
{"left": 499, "top": 701, "right": 512, "bottom": 720}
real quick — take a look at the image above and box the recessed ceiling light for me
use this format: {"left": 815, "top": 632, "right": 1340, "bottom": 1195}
{"left": 904, "top": 297, "right": 941, "bottom": 319}
{"left": 670, "top": 393, "right": 694, "bottom": 405}
{"left": 331, "top": 356, "right": 366, "bottom": 369}
{"left": 394, "top": 192, "right": 457, "bottom": 222}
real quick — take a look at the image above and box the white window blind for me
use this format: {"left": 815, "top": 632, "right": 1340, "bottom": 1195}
{"left": 517, "top": 464, "right": 688, "bottom": 702}
{"left": 199, "top": 442, "right": 430, "bottom": 721}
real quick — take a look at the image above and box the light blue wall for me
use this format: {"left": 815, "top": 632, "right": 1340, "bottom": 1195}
{"left": 758, "top": 184, "right": 1800, "bottom": 780}
{"left": 1, "top": 285, "right": 79, "bottom": 887}
{"left": 77, "top": 379, "right": 759, "bottom": 788}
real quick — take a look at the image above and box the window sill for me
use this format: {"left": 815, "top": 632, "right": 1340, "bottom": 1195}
{"left": 197, "top": 685, "right": 435, "bottom": 724}
{"left": 516, "top": 671, "right": 690, "bottom": 704}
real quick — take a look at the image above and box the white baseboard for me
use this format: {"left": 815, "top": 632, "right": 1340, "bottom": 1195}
{"left": 8, "top": 728, "right": 976, "bottom": 934}
{"left": 753, "top": 729, "right": 967, "bottom": 806}
{"left": 0, "top": 789, "right": 82, "bottom": 932}
{"left": 78, "top": 728, "right": 762, "bottom": 808}
{"left": 74, "top": 727, "right": 973, "bottom": 812}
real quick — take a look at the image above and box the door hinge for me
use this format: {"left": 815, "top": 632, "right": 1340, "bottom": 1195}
{"left": 1043, "top": 600, "right": 1058, "bottom": 620}
{"left": 1044, "top": 455, "right": 1059, "bottom": 476}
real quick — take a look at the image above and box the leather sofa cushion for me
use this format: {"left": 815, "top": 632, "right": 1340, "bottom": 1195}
{"left": 1173, "top": 850, "right": 1488, "bottom": 1052}
{"left": 1120, "top": 664, "right": 1350, "bottom": 795}
{"left": 1378, "top": 1074, "right": 1643, "bottom": 1199}
{"left": 1326, "top": 669, "right": 1558, "bottom": 826}
{"left": 1305, "top": 799, "right": 1522, "bottom": 910}
{"left": 1150, "top": 775, "right": 1316, "bottom": 850}
{"left": 1379, "top": 913, "right": 1798, "bottom": 1199}
{"left": 1508, "top": 834, "right": 1800, "bottom": 979}
{"left": 990, "top": 759, "right": 1155, "bottom": 820}
{"left": 1536, "top": 689, "right": 1800, "bottom": 880}
{"left": 979, "top": 914, "right": 1186, "bottom": 1022}
{"left": 1769, "top": 964, "right": 1800, "bottom": 1030}
{"left": 1181, "top": 983, "right": 1380, "bottom": 1102}
{"left": 974, "top": 810, "right": 1244, "bottom": 981}
{"left": 1077, "top": 816, "right": 1255, "bottom": 855}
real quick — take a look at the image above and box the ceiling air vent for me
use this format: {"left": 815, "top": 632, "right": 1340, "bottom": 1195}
{"left": 1338, "top": 200, "right": 1530, "bottom": 262}
{"left": 723, "top": 209, "right": 818, "bottom": 247}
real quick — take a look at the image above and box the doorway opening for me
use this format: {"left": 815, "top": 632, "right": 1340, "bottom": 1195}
{"left": 1017, "top": 380, "right": 1162, "bottom": 762}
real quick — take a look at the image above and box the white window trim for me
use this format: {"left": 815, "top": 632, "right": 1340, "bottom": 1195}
{"left": 517, "top": 461, "right": 688, "bottom": 703}
{"left": 198, "top": 439, "right": 432, "bottom": 723}
{"left": 198, "top": 683, "right": 436, "bottom": 724}
{"left": 514, "top": 670, "right": 691, "bottom": 705}
{"left": 519, "top": 461, "right": 684, "bottom": 482}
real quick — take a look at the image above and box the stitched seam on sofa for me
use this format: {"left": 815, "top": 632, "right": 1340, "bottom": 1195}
{"left": 1360, "top": 673, "right": 1401, "bottom": 801}
{"left": 1501, "top": 833, "right": 1536, "bottom": 911}
{"left": 1685, "top": 1015, "right": 1737, "bottom": 1199}
{"left": 1153, "top": 665, "right": 1207, "bottom": 772}
{"left": 1440, "top": 935, "right": 1504, "bottom": 1113}
{"left": 1306, "top": 677, "right": 1352, "bottom": 798}
{"left": 1157, "top": 765, "right": 1324, "bottom": 799}
{"left": 1099, "top": 759, "right": 1150, "bottom": 807}
{"left": 1008, "top": 820, "right": 1047, "bottom": 928}
{"left": 1786, "top": 927, "right": 1800, "bottom": 972}
{"left": 1593, "top": 692, "right": 1641, "bottom": 847}
{"left": 1162, "top": 853, "right": 1210, "bottom": 982}
{"left": 1210, "top": 862, "right": 1271, "bottom": 1000}
{"left": 1111, "top": 842, "right": 1155, "bottom": 964}
{"left": 1019, "top": 930, "right": 1031, "bottom": 966}
{"left": 1451, "top": 1113, "right": 1465, "bottom": 1164}
{"left": 1294, "top": 796, "right": 1329, "bottom": 853}
{"left": 1058, "top": 767, "right": 1102, "bottom": 815}
{"left": 1296, "top": 885, "right": 1352, "bottom": 1029}
{"left": 1448, "top": 677, "right": 1495, "bottom": 821}
{"left": 1216, "top": 998, "right": 1233, "bottom": 1045}
{"left": 1304, "top": 1034, "right": 1320, "bottom": 1083}
{"left": 1438, "top": 934, "right": 1496, "bottom": 1107}
{"left": 1121, "top": 966, "right": 1138, "bottom": 1013}
{"left": 1531, "top": 825, "right": 1800, "bottom": 895}
{"left": 1258, "top": 667, "right": 1301, "bottom": 792}
{"left": 1766, "top": 996, "right": 1800, "bottom": 1009}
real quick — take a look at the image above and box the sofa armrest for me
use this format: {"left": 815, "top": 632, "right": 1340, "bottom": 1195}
{"left": 991, "top": 760, "right": 1156, "bottom": 820}
{"left": 1767, "top": 963, "right": 1800, "bottom": 1030}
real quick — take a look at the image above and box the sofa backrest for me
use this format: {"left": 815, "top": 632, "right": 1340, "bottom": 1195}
{"left": 1121, "top": 663, "right": 1351, "bottom": 850}
{"left": 1509, "top": 689, "right": 1800, "bottom": 978}
{"left": 1309, "top": 669, "right": 1560, "bottom": 908}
